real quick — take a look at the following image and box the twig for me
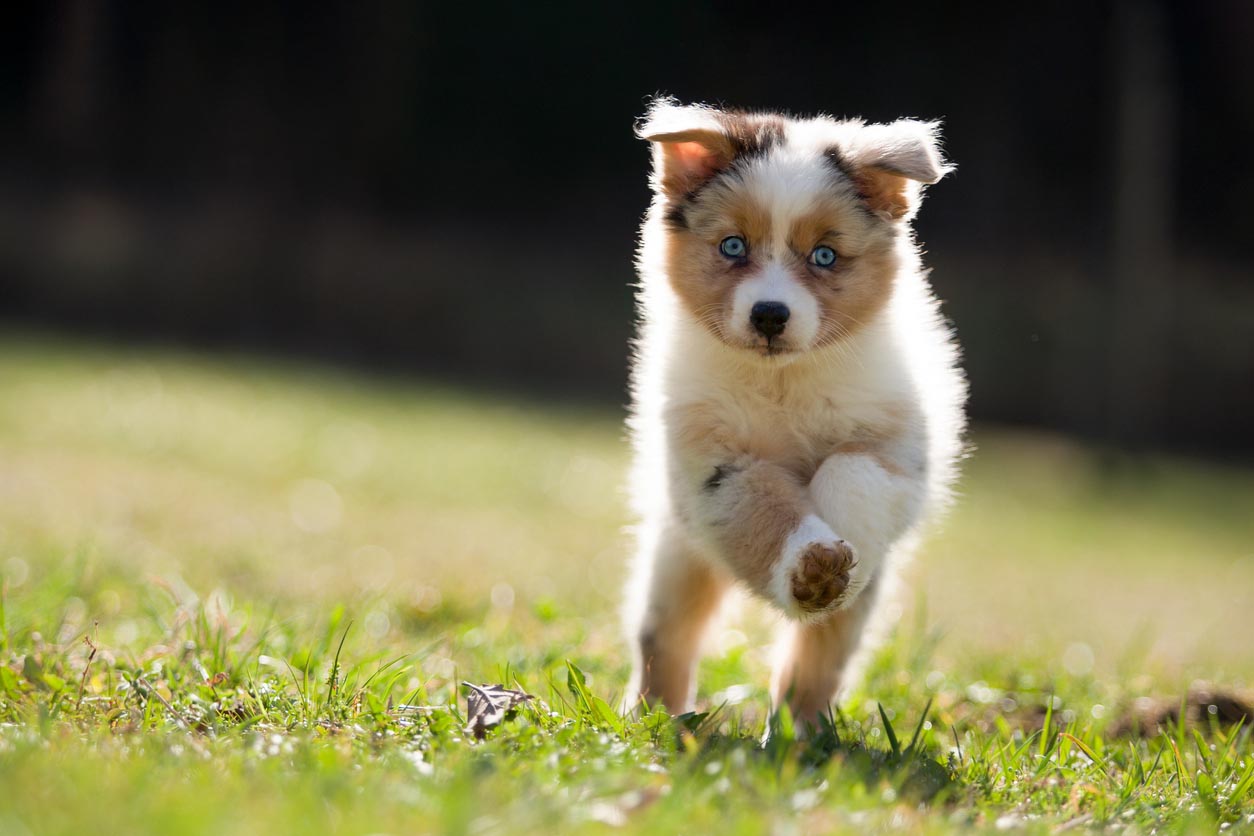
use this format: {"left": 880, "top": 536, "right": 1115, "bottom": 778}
{"left": 136, "top": 676, "right": 190, "bottom": 730}
{"left": 75, "top": 631, "right": 98, "bottom": 711}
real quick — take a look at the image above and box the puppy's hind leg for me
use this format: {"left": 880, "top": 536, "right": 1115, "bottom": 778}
{"left": 624, "top": 524, "right": 731, "bottom": 715}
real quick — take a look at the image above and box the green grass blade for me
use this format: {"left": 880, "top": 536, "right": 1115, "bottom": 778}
{"left": 878, "top": 703, "right": 901, "bottom": 760}
{"left": 905, "top": 695, "right": 934, "bottom": 757}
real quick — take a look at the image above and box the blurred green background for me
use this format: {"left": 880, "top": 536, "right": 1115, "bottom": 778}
{"left": 3, "top": 334, "right": 1251, "bottom": 684}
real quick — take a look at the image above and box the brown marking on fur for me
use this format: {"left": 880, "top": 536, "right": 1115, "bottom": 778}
{"left": 722, "top": 189, "right": 775, "bottom": 245}
{"left": 787, "top": 220, "right": 841, "bottom": 261}
{"left": 632, "top": 556, "right": 730, "bottom": 713}
{"left": 815, "top": 246, "right": 898, "bottom": 346}
{"left": 821, "top": 146, "right": 858, "bottom": 182}
{"left": 785, "top": 196, "right": 870, "bottom": 258}
{"left": 719, "top": 460, "right": 808, "bottom": 589}
{"left": 664, "top": 188, "right": 773, "bottom": 333}
{"left": 664, "top": 230, "right": 735, "bottom": 340}
{"left": 686, "top": 180, "right": 775, "bottom": 246}
{"left": 715, "top": 111, "right": 787, "bottom": 159}
{"left": 852, "top": 166, "right": 915, "bottom": 220}
{"left": 781, "top": 204, "right": 899, "bottom": 347}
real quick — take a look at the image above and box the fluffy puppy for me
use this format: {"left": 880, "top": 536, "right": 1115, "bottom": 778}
{"left": 623, "top": 99, "right": 966, "bottom": 729}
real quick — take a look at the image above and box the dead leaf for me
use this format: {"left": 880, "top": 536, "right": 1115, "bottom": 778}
{"left": 463, "top": 682, "right": 534, "bottom": 740}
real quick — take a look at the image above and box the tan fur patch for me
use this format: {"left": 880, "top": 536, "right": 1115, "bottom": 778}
{"left": 853, "top": 167, "right": 914, "bottom": 220}
{"left": 786, "top": 216, "right": 840, "bottom": 259}
{"left": 718, "top": 460, "right": 807, "bottom": 589}
{"left": 820, "top": 246, "right": 897, "bottom": 346}
{"left": 664, "top": 188, "right": 773, "bottom": 336}
{"left": 664, "top": 232, "right": 731, "bottom": 337}
{"left": 786, "top": 204, "right": 899, "bottom": 347}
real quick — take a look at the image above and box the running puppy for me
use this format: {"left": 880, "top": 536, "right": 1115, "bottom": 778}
{"left": 624, "top": 99, "right": 966, "bottom": 729}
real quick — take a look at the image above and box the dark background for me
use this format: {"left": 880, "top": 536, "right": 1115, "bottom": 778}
{"left": 2, "top": 1, "right": 1252, "bottom": 453}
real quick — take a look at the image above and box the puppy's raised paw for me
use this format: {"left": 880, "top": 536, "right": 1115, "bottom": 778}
{"left": 770, "top": 515, "right": 858, "bottom": 617}
{"left": 790, "top": 540, "right": 855, "bottom": 613}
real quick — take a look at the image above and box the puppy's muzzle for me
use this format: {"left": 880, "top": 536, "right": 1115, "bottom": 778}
{"left": 750, "top": 301, "right": 790, "bottom": 339}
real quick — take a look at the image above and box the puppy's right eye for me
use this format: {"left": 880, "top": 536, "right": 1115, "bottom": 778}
{"left": 719, "top": 236, "right": 747, "bottom": 259}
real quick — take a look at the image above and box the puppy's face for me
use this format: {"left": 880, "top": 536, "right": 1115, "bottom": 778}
{"left": 640, "top": 103, "right": 949, "bottom": 359}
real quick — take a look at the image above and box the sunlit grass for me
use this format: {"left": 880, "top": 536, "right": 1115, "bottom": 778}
{"left": 0, "top": 330, "right": 1251, "bottom": 834}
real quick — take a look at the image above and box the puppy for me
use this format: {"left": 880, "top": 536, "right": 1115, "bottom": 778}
{"left": 623, "top": 99, "right": 966, "bottom": 730}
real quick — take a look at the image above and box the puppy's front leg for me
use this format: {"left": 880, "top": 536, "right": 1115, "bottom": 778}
{"left": 805, "top": 443, "right": 928, "bottom": 604}
{"left": 690, "top": 456, "right": 856, "bottom": 618}
{"left": 771, "top": 443, "right": 927, "bottom": 729}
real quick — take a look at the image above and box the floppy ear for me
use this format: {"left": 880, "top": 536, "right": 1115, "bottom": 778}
{"left": 837, "top": 120, "right": 952, "bottom": 221}
{"left": 637, "top": 100, "right": 736, "bottom": 198}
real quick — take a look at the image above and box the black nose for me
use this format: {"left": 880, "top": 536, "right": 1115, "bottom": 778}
{"left": 750, "top": 301, "right": 790, "bottom": 338}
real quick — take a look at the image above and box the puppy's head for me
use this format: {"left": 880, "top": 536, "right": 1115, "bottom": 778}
{"left": 639, "top": 99, "right": 950, "bottom": 359}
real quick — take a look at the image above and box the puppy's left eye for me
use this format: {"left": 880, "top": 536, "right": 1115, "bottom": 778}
{"left": 719, "top": 236, "right": 748, "bottom": 259}
{"left": 810, "top": 246, "right": 838, "bottom": 267}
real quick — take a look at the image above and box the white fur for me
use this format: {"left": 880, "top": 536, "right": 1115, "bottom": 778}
{"left": 808, "top": 452, "right": 926, "bottom": 600}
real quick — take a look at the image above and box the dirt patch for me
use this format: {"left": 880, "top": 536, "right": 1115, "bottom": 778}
{"left": 1109, "top": 685, "right": 1253, "bottom": 737}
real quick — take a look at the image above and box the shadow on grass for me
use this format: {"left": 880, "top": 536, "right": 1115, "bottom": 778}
{"left": 664, "top": 700, "right": 956, "bottom": 806}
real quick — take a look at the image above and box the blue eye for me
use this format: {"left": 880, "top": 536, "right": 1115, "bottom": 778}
{"left": 810, "top": 245, "right": 837, "bottom": 267}
{"left": 719, "top": 236, "right": 747, "bottom": 259}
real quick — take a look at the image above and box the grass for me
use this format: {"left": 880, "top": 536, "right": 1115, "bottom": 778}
{"left": 0, "top": 330, "right": 1252, "bottom": 834}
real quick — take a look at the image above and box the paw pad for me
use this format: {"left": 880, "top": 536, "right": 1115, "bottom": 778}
{"left": 790, "top": 541, "right": 856, "bottom": 613}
